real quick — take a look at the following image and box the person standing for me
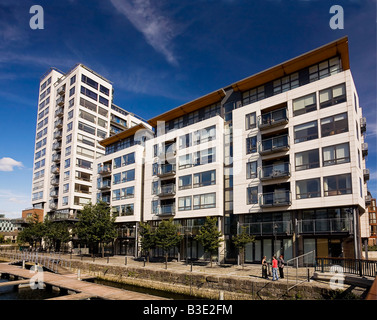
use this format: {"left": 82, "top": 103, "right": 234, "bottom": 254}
{"left": 261, "top": 256, "right": 269, "bottom": 279}
{"left": 272, "top": 256, "right": 279, "bottom": 281}
{"left": 278, "top": 254, "right": 285, "bottom": 279}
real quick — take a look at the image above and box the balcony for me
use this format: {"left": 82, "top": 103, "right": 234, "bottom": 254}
{"left": 362, "top": 143, "right": 368, "bottom": 157}
{"left": 260, "top": 163, "right": 290, "bottom": 181}
{"left": 54, "top": 119, "right": 63, "bottom": 129}
{"left": 157, "top": 163, "right": 176, "bottom": 177}
{"left": 364, "top": 168, "right": 370, "bottom": 181}
{"left": 51, "top": 178, "right": 59, "bottom": 186}
{"left": 48, "top": 212, "right": 78, "bottom": 222}
{"left": 52, "top": 142, "right": 61, "bottom": 151}
{"left": 157, "top": 204, "right": 176, "bottom": 216}
{"left": 238, "top": 221, "right": 293, "bottom": 236}
{"left": 258, "top": 108, "right": 288, "bottom": 130}
{"left": 177, "top": 225, "right": 202, "bottom": 236}
{"left": 52, "top": 153, "right": 61, "bottom": 163}
{"left": 259, "top": 135, "right": 289, "bottom": 155}
{"left": 99, "top": 180, "right": 111, "bottom": 190}
{"left": 55, "top": 107, "right": 64, "bottom": 118}
{"left": 157, "top": 184, "right": 176, "bottom": 197}
{"left": 98, "top": 165, "right": 112, "bottom": 175}
{"left": 297, "top": 218, "right": 353, "bottom": 235}
{"left": 50, "top": 190, "right": 58, "bottom": 198}
{"left": 51, "top": 165, "right": 60, "bottom": 174}
{"left": 49, "top": 202, "right": 57, "bottom": 210}
{"left": 56, "top": 96, "right": 64, "bottom": 106}
{"left": 117, "top": 227, "right": 136, "bottom": 238}
{"left": 260, "top": 190, "right": 291, "bottom": 207}
{"left": 366, "top": 194, "right": 372, "bottom": 206}
{"left": 360, "top": 117, "right": 366, "bottom": 133}
{"left": 53, "top": 130, "right": 62, "bottom": 140}
{"left": 57, "top": 86, "right": 65, "bottom": 95}
{"left": 101, "top": 196, "right": 111, "bottom": 204}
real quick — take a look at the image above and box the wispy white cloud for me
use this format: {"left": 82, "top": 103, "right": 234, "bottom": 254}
{"left": 0, "top": 157, "right": 23, "bottom": 172}
{"left": 109, "top": 0, "right": 181, "bottom": 66}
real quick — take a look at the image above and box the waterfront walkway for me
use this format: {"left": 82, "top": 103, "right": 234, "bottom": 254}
{"left": 0, "top": 263, "right": 165, "bottom": 300}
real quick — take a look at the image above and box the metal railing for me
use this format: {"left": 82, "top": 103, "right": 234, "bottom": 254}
{"left": 238, "top": 221, "right": 293, "bottom": 236}
{"left": 297, "top": 218, "right": 354, "bottom": 235}
{"left": 260, "top": 163, "right": 290, "bottom": 180}
{"left": 315, "top": 257, "right": 377, "bottom": 277}
{"left": 259, "top": 135, "right": 289, "bottom": 155}
{"left": 258, "top": 107, "right": 288, "bottom": 129}
{"left": 259, "top": 191, "right": 291, "bottom": 207}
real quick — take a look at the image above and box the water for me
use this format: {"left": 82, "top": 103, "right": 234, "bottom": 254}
{"left": 0, "top": 279, "right": 64, "bottom": 300}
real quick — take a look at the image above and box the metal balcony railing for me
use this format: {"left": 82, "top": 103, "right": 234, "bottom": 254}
{"left": 360, "top": 117, "right": 366, "bottom": 133}
{"left": 52, "top": 142, "right": 61, "bottom": 151}
{"left": 259, "top": 190, "right": 291, "bottom": 207}
{"left": 51, "top": 165, "right": 60, "bottom": 174}
{"left": 259, "top": 135, "right": 289, "bottom": 155}
{"left": 55, "top": 107, "right": 64, "bottom": 118}
{"left": 177, "top": 225, "right": 202, "bottom": 236}
{"left": 364, "top": 168, "right": 370, "bottom": 181}
{"left": 54, "top": 119, "right": 63, "bottom": 129}
{"left": 50, "top": 190, "right": 58, "bottom": 198}
{"left": 99, "top": 180, "right": 111, "bottom": 190}
{"left": 157, "top": 184, "right": 176, "bottom": 196}
{"left": 260, "top": 163, "right": 290, "bottom": 180}
{"left": 258, "top": 107, "right": 288, "bottom": 130}
{"left": 53, "top": 130, "right": 62, "bottom": 139}
{"left": 51, "top": 178, "right": 59, "bottom": 186}
{"left": 362, "top": 143, "right": 368, "bottom": 157}
{"left": 157, "top": 163, "right": 176, "bottom": 177}
{"left": 56, "top": 96, "right": 64, "bottom": 106}
{"left": 157, "top": 204, "right": 176, "bottom": 216}
{"left": 366, "top": 195, "right": 372, "bottom": 206}
{"left": 98, "top": 165, "right": 112, "bottom": 175}
{"left": 117, "top": 227, "right": 136, "bottom": 238}
{"left": 57, "top": 86, "right": 65, "bottom": 96}
{"left": 298, "top": 218, "right": 353, "bottom": 235}
{"left": 238, "top": 221, "right": 293, "bottom": 236}
{"left": 49, "top": 203, "right": 57, "bottom": 210}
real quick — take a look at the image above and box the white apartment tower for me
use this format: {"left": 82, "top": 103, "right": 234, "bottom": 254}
{"left": 31, "top": 64, "right": 148, "bottom": 220}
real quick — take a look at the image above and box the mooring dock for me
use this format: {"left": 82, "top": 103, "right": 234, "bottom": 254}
{"left": 0, "top": 263, "right": 166, "bottom": 300}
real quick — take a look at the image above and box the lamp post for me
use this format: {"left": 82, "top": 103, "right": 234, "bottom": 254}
{"left": 273, "top": 223, "right": 278, "bottom": 256}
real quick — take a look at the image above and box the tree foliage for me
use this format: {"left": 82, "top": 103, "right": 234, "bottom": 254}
{"left": 195, "top": 217, "right": 223, "bottom": 267}
{"left": 139, "top": 222, "right": 156, "bottom": 260}
{"left": 233, "top": 226, "right": 255, "bottom": 267}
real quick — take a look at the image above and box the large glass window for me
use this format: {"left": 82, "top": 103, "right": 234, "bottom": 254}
{"left": 193, "top": 148, "right": 216, "bottom": 166}
{"left": 178, "top": 174, "right": 192, "bottom": 190}
{"left": 295, "top": 149, "right": 320, "bottom": 171}
{"left": 193, "top": 125, "right": 216, "bottom": 145}
{"left": 321, "top": 112, "right": 348, "bottom": 137}
{"left": 309, "top": 57, "right": 341, "bottom": 82}
{"left": 246, "top": 136, "right": 257, "bottom": 154}
{"left": 193, "top": 170, "right": 216, "bottom": 187}
{"left": 81, "top": 74, "right": 98, "bottom": 90}
{"left": 322, "top": 143, "right": 350, "bottom": 166}
{"left": 294, "top": 120, "right": 318, "bottom": 143}
{"left": 193, "top": 193, "right": 216, "bottom": 209}
{"left": 178, "top": 196, "right": 192, "bottom": 211}
{"left": 81, "top": 86, "right": 98, "bottom": 101}
{"left": 293, "top": 93, "right": 316, "bottom": 116}
{"left": 247, "top": 187, "right": 258, "bottom": 204}
{"left": 324, "top": 173, "right": 352, "bottom": 196}
{"left": 319, "top": 83, "right": 346, "bottom": 108}
{"left": 296, "top": 178, "right": 321, "bottom": 199}
{"left": 246, "top": 161, "right": 258, "bottom": 179}
{"left": 122, "top": 169, "right": 135, "bottom": 182}
{"left": 179, "top": 154, "right": 192, "bottom": 169}
{"left": 179, "top": 133, "right": 192, "bottom": 149}
{"left": 245, "top": 112, "right": 257, "bottom": 130}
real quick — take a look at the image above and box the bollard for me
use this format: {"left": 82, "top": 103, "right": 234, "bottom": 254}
{"left": 107, "top": 256, "right": 109, "bottom": 264}
{"left": 125, "top": 257, "right": 127, "bottom": 265}
{"left": 143, "top": 258, "right": 146, "bottom": 267}
{"left": 77, "top": 269, "right": 81, "bottom": 280}
{"left": 191, "top": 261, "right": 193, "bottom": 272}
{"left": 307, "top": 268, "right": 310, "bottom": 282}
{"left": 22, "top": 260, "right": 25, "bottom": 269}
{"left": 219, "top": 291, "right": 224, "bottom": 300}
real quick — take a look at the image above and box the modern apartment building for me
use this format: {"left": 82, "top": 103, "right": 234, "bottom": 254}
{"left": 31, "top": 64, "right": 148, "bottom": 221}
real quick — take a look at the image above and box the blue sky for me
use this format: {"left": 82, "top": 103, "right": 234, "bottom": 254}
{"left": 0, "top": 0, "right": 375, "bottom": 218}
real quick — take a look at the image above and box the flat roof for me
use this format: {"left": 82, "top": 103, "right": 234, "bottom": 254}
{"left": 147, "top": 36, "right": 350, "bottom": 127}
{"left": 99, "top": 122, "right": 153, "bottom": 147}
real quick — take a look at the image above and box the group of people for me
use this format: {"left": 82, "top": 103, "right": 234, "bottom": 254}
{"left": 261, "top": 254, "right": 284, "bottom": 281}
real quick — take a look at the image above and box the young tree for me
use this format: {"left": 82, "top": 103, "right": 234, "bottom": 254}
{"left": 233, "top": 226, "right": 255, "bottom": 268}
{"left": 139, "top": 222, "right": 156, "bottom": 262}
{"left": 195, "top": 217, "right": 223, "bottom": 267}
{"left": 17, "top": 214, "right": 44, "bottom": 249}
{"left": 43, "top": 219, "right": 71, "bottom": 252}
{"left": 154, "top": 218, "right": 183, "bottom": 269}
{"left": 75, "top": 201, "right": 117, "bottom": 258}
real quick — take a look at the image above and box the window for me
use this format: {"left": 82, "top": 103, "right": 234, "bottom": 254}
{"left": 319, "top": 83, "right": 346, "bottom": 108}
{"left": 98, "top": 107, "right": 108, "bottom": 117}
{"left": 358, "top": 150, "right": 361, "bottom": 169}
{"left": 79, "top": 109, "right": 96, "bottom": 123}
{"left": 245, "top": 112, "right": 257, "bottom": 130}
{"left": 76, "top": 158, "right": 92, "bottom": 170}
{"left": 97, "top": 118, "right": 107, "bottom": 128}
{"left": 63, "top": 183, "right": 69, "bottom": 193}
{"left": 193, "top": 125, "right": 216, "bottom": 145}
{"left": 77, "top": 133, "right": 95, "bottom": 147}
{"left": 309, "top": 57, "right": 341, "bottom": 82}
{"left": 67, "top": 122, "right": 73, "bottom": 132}
{"left": 80, "top": 97, "right": 97, "bottom": 112}
{"left": 324, "top": 173, "right": 352, "bottom": 196}
{"left": 246, "top": 161, "right": 258, "bottom": 179}
{"left": 64, "top": 159, "right": 70, "bottom": 168}
{"left": 69, "top": 98, "right": 74, "bottom": 108}
{"left": 193, "top": 170, "right": 216, "bottom": 187}
{"left": 100, "top": 85, "right": 109, "bottom": 96}
{"left": 97, "top": 129, "right": 106, "bottom": 139}
{"left": 113, "top": 173, "right": 121, "bottom": 185}
{"left": 81, "top": 86, "right": 98, "bottom": 101}
{"left": 64, "top": 171, "right": 70, "bottom": 181}
{"left": 62, "top": 196, "right": 68, "bottom": 206}
{"left": 293, "top": 93, "right": 317, "bottom": 116}
{"left": 193, "top": 192, "right": 216, "bottom": 209}
{"left": 151, "top": 181, "right": 159, "bottom": 195}
{"left": 114, "top": 157, "right": 121, "bottom": 168}
{"left": 322, "top": 143, "right": 350, "bottom": 166}
{"left": 356, "top": 121, "right": 359, "bottom": 140}
{"left": 178, "top": 196, "right": 192, "bottom": 211}
{"left": 359, "top": 178, "right": 363, "bottom": 198}
{"left": 294, "top": 120, "right": 318, "bottom": 143}
{"left": 99, "top": 96, "right": 109, "bottom": 107}
{"left": 123, "top": 186, "right": 135, "bottom": 199}
{"left": 178, "top": 174, "right": 192, "bottom": 190}
{"left": 179, "top": 133, "right": 192, "bottom": 149}
{"left": 295, "top": 149, "right": 319, "bottom": 171}
{"left": 321, "top": 113, "right": 348, "bottom": 137}
{"left": 247, "top": 187, "right": 258, "bottom": 204}
{"left": 242, "top": 85, "right": 265, "bottom": 105}
{"left": 81, "top": 74, "right": 98, "bottom": 90}
{"left": 296, "top": 178, "right": 321, "bottom": 199}
{"left": 246, "top": 136, "right": 257, "bottom": 154}
{"left": 152, "top": 163, "right": 158, "bottom": 176}
{"left": 68, "top": 110, "right": 73, "bottom": 120}
{"left": 152, "top": 200, "right": 158, "bottom": 215}
{"left": 77, "top": 146, "right": 94, "bottom": 159}
{"left": 122, "top": 169, "right": 135, "bottom": 182}
{"left": 179, "top": 154, "right": 192, "bottom": 169}
{"left": 69, "top": 86, "right": 75, "bottom": 97}
{"left": 194, "top": 148, "right": 216, "bottom": 166}
{"left": 273, "top": 73, "right": 299, "bottom": 94}
{"left": 78, "top": 121, "right": 95, "bottom": 135}
{"left": 70, "top": 75, "right": 76, "bottom": 86}
{"left": 122, "top": 152, "right": 135, "bottom": 166}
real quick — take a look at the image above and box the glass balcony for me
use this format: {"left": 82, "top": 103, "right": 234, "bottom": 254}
{"left": 56, "top": 96, "right": 64, "bottom": 106}
{"left": 52, "top": 153, "right": 61, "bottom": 163}
{"left": 49, "top": 202, "right": 57, "bottom": 210}
{"left": 99, "top": 180, "right": 111, "bottom": 190}
{"left": 157, "top": 163, "right": 176, "bottom": 177}
{"left": 54, "top": 119, "right": 63, "bottom": 129}
{"left": 366, "top": 194, "right": 372, "bottom": 206}
{"left": 360, "top": 117, "right": 366, "bottom": 133}
{"left": 260, "top": 163, "right": 290, "bottom": 181}
{"left": 157, "top": 204, "right": 176, "bottom": 216}
{"left": 98, "top": 165, "right": 112, "bottom": 175}
{"left": 52, "top": 142, "right": 61, "bottom": 151}
{"left": 117, "top": 227, "right": 136, "bottom": 238}
{"left": 57, "top": 86, "right": 65, "bottom": 96}
{"left": 362, "top": 143, "right": 368, "bottom": 157}
{"left": 238, "top": 221, "right": 293, "bottom": 236}
{"left": 258, "top": 107, "right": 288, "bottom": 130}
{"left": 101, "top": 196, "right": 111, "bottom": 204}
{"left": 51, "top": 178, "right": 59, "bottom": 186}
{"left": 259, "top": 135, "right": 289, "bottom": 155}
{"left": 53, "top": 130, "right": 62, "bottom": 140}
{"left": 51, "top": 165, "right": 60, "bottom": 174}
{"left": 177, "top": 225, "right": 202, "bottom": 236}
{"left": 55, "top": 107, "right": 64, "bottom": 118}
{"left": 364, "top": 169, "right": 370, "bottom": 181}
{"left": 48, "top": 212, "right": 78, "bottom": 222}
{"left": 297, "top": 218, "right": 353, "bottom": 235}
{"left": 50, "top": 190, "right": 58, "bottom": 198}
{"left": 260, "top": 190, "right": 291, "bottom": 207}
{"left": 157, "top": 184, "right": 176, "bottom": 197}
